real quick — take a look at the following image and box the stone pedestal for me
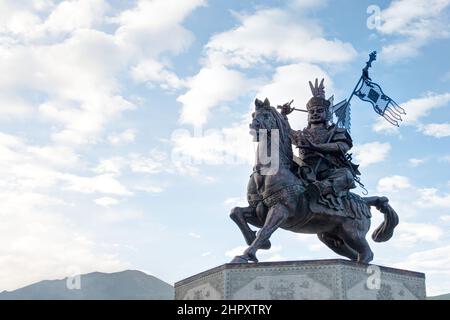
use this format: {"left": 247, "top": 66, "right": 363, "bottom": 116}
{"left": 175, "top": 259, "right": 426, "bottom": 300}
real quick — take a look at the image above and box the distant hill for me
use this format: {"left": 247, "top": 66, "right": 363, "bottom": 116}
{"left": 427, "top": 293, "right": 450, "bottom": 300}
{"left": 0, "top": 270, "right": 173, "bottom": 300}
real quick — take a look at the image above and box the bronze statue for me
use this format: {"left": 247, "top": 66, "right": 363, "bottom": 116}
{"left": 230, "top": 68, "right": 400, "bottom": 264}
{"left": 281, "top": 79, "right": 359, "bottom": 212}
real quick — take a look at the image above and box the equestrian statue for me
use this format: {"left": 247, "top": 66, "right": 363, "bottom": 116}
{"left": 229, "top": 52, "right": 403, "bottom": 264}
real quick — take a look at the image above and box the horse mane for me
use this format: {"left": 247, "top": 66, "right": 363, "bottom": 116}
{"left": 268, "top": 107, "right": 293, "bottom": 161}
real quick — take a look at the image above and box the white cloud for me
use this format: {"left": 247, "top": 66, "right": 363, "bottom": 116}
{"left": 377, "top": 175, "right": 411, "bottom": 193}
{"left": 408, "top": 158, "right": 426, "bottom": 167}
{"left": 404, "top": 91, "right": 449, "bottom": 122}
{"left": 188, "top": 232, "right": 201, "bottom": 239}
{"left": 205, "top": 8, "right": 356, "bottom": 68}
{"left": 0, "top": 2, "right": 44, "bottom": 37}
{"left": 353, "top": 142, "right": 391, "bottom": 167}
{"left": 98, "top": 151, "right": 163, "bottom": 174}
{"left": 111, "top": 0, "right": 206, "bottom": 93}
{"left": 0, "top": 0, "right": 108, "bottom": 40}
{"left": 60, "top": 173, "right": 132, "bottom": 196}
{"left": 0, "top": 94, "right": 33, "bottom": 119}
{"left": 170, "top": 158, "right": 201, "bottom": 177}
{"left": 94, "top": 197, "right": 120, "bottom": 207}
{"left": 27, "top": 145, "right": 80, "bottom": 168}
{"left": 376, "top": 0, "right": 450, "bottom": 61}
{"left": 419, "top": 123, "right": 450, "bottom": 138}
{"left": 416, "top": 188, "right": 450, "bottom": 208}
{"left": 289, "top": 0, "right": 327, "bottom": 9}
{"left": 129, "top": 151, "right": 167, "bottom": 174}
{"left": 98, "top": 210, "right": 144, "bottom": 223}
{"left": 41, "top": 0, "right": 109, "bottom": 36}
{"left": 93, "top": 157, "right": 126, "bottom": 175}
{"left": 113, "top": 0, "right": 205, "bottom": 57}
{"left": 133, "top": 184, "right": 165, "bottom": 194}
{"left": 377, "top": 0, "right": 450, "bottom": 35}
{"left": 380, "top": 39, "right": 423, "bottom": 62}
{"left": 0, "top": 133, "right": 79, "bottom": 169}
{"left": 393, "top": 222, "right": 443, "bottom": 248}
{"left": 0, "top": 133, "right": 76, "bottom": 190}
{"left": 130, "top": 59, "right": 186, "bottom": 90}
{"left": 108, "top": 129, "right": 136, "bottom": 146}
{"left": 224, "top": 197, "right": 248, "bottom": 208}
{"left": 32, "top": 0, "right": 55, "bottom": 12}
{"left": 178, "top": 65, "right": 254, "bottom": 126}
{"left": 91, "top": 152, "right": 173, "bottom": 192}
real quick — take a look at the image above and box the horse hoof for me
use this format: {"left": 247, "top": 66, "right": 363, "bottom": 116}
{"left": 230, "top": 255, "right": 249, "bottom": 264}
{"left": 246, "top": 252, "right": 259, "bottom": 263}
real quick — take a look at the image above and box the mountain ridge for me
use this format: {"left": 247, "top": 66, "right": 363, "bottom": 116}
{"left": 0, "top": 269, "right": 174, "bottom": 300}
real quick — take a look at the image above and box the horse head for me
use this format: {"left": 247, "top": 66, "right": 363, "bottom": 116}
{"left": 250, "top": 98, "right": 279, "bottom": 142}
{"left": 250, "top": 97, "right": 293, "bottom": 167}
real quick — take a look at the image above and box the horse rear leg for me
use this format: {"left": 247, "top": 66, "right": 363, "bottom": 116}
{"left": 231, "top": 203, "right": 289, "bottom": 263}
{"left": 317, "top": 232, "right": 358, "bottom": 261}
{"left": 337, "top": 220, "right": 374, "bottom": 263}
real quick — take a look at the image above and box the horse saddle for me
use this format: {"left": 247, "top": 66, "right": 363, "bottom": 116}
{"left": 307, "top": 188, "right": 371, "bottom": 220}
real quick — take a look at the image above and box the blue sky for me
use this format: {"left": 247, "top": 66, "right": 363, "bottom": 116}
{"left": 0, "top": 0, "right": 450, "bottom": 296}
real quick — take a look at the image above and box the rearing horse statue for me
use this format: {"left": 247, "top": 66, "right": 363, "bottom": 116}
{"left": 229, "top": 99, "right": 398, "bottom": 264}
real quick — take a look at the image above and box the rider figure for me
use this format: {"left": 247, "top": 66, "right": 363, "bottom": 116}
{"left": 280, "top": 79, "right": 359, "bottom": 207}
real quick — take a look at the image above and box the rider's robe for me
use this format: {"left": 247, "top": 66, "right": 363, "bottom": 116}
{"left": 290, "top": 124, "right": 359, "bottom": 211}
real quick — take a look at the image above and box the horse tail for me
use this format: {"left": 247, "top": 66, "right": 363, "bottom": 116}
{"left": 364, "top": 196, "right": 399, "bottom": 242}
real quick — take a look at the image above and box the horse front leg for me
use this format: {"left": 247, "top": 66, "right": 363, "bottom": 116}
{"left": 230, "top": 204, "right": 271, "bottom": 249}
{"left": 230, "top": 206, "right": 258, "bottom": 246}
{"left": 231, "top": 203, "right": 289, "bottom": 263}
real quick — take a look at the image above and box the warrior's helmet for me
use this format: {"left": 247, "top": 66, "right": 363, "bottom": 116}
{"left": 306, "top": 78, "right": 332, "bottom": 121}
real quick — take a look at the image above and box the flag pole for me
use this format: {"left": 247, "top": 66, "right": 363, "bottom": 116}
{"left": 313, "top": 51, "right": 377, "bottom": 177}
{"left": 336, "top": 51, "right": 377, "bottom": 128}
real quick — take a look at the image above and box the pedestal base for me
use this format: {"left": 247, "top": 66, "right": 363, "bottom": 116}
{"left": 175, "top": 259, "right": 426, "bottom": 300}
